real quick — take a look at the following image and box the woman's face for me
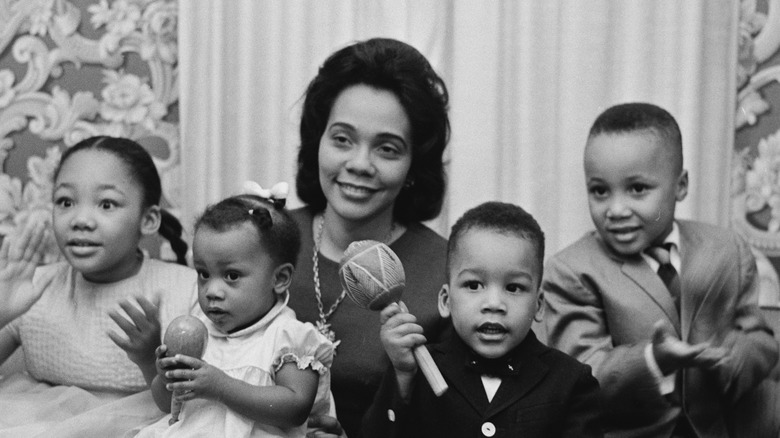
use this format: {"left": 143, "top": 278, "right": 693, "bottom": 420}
{"left": 318, "top": 84, "right": 412, "bottom": 224}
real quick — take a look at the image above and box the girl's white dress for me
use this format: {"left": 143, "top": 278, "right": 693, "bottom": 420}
{"left": 0, "top": 258, "right": 198, "bottom": 438}
{"left": 134, "top": 292, "right": 333, "bottom": 438}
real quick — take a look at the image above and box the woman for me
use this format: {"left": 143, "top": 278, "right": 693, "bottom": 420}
{"left": 288, "top": 37, "right": 450, "bottom": 437}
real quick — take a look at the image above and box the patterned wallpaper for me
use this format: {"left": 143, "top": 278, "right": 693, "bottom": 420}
{"left": 734, "top": 0, "right": 780, "bottom": 308}
{"left": 0, "top": 0, "right": 179, "bottom": 261}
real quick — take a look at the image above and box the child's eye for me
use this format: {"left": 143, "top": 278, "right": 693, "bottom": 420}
{"left": 54, "top": 197, "right": 73, "bottom": 208}
{"left": 197, "top": 270, "right": 210, "bottom": 281}
{"left": 588, "top": 185, "right": 608, "bottom": 198}
{"left": 463, "top": 280, "right": 482, "bottom": 291}
{"left": 628, "top": 184, "right": 649, "bottom": 195}
{"left": 98, "top": 200, "right": 117, "bottom": 210}
{"left": 225, "top": 272, "right": 240, "bottom": 282}
{"left": 506, "top": 283, "right": 529, "bottom": 294}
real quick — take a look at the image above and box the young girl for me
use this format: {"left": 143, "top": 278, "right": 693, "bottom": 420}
{"left": 0, "top": 136, "right": 197, "bottom": 436}
{"left": 136, "top": 192, "right": 333, "bottom": 438}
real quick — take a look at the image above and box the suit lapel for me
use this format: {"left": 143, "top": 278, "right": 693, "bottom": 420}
{"left": 433, "top": 330, "right": 490, "bottom": 414}
{"left": 677, "top": 221, "right": 715, "bottom": 341}
{"left": 432, "top": 329, "right": 551, "bottom": 417}
{"left": 621, "top": 258, "right": 681, "bottom": 336}
{"left": 485, "top": 336, "right": 549, "bottom": 418}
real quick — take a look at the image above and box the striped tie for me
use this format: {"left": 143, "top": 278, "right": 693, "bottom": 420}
{"left": 646, "top": 244, "right": 681, "bottom": 312}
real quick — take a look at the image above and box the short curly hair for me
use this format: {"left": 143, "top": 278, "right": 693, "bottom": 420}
{"left": 296, "top": 38, "right": 450, "bottom": 223}
{"left": 588, "top": 102, "right": 683, "bottom": 172}
{"left": 447, "top": 202, "right": 545, "bottom": 285}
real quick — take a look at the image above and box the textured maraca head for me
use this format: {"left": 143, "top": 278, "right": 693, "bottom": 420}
{"left": 339, "top": 240, "right": 405, "bottom": 311}
{"left": 164, "top": 315, "right": 208, "bottom": 358}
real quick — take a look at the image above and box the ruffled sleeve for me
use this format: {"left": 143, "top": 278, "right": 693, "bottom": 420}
{"left": 271, "top": 320, "right": 334, "bottom": 375}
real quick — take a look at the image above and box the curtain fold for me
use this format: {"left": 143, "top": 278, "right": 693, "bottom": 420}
{"left": 179, "top": 0, "right": 738, "bottom": 254}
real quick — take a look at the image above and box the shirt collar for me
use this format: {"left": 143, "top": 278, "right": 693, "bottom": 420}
{"left": 204, "top": 290, "right": 290, "bottom": 339}
{"left": 641, "top": 221, "right": 681, "bottom": 272}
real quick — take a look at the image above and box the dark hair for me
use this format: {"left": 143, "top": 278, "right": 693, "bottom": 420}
{"left": 54, "top": 136, "right": 188, "bottom": 265}
{"left": 588, "top": 102, "right": 683, "bottom": 171}
{"left": 296, "top": 37, "right": 450, "bottom": 223}
{"left": 194, "top": 195, "right": 301, "bottom": 267}
{"left": 447, "top": 202, "right": 545, "bottom": 285}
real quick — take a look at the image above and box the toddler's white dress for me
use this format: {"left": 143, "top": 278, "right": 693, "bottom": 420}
{"left": 134, "top": 292, "right": 333, "bottom": 438}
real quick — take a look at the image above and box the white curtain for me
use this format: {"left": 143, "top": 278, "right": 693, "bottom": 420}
{"left": 179, "top": 0, "right": 738, "bottom": 254}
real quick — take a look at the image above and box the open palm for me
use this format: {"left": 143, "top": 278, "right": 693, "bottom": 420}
{"left": 0, "top": 220, "right": 48, "bottom": 326}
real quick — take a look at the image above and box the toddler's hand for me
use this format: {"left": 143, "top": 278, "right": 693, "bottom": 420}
{"left": 164, "top": 354, "right": 227, "bottom": 402}
{"left": 651, "top": 320, "right": 710, "bottom": 375}
{"left": 380, "top": 301, "right": 426, "bottom": 375}
{"left": 0, "top": 220, "right": 49, "bottom": 325}
{"left": 107, "top": 296, "right": 161, "bottom": 367}
{"left": 154, "top": 344, "right": 180, "bottom": 386}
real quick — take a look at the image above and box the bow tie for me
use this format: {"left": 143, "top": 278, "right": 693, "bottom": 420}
{"left": 465, "top": 354, "right": 521, "bottom": 377}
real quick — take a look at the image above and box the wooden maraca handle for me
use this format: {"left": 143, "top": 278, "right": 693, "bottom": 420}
{"left": 412, "top": 344, "right": 448, "bottom": 396}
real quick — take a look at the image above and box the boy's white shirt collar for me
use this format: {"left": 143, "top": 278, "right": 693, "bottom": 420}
{"left": 481, "top": 376, "right": 501, "bottom": 402}
{"left": 641, "top": 221, "right": 681, "bottom": 272}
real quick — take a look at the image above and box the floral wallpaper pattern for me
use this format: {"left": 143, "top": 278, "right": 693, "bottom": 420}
{"left": 734, "top": 0, "right": 780, "bottom": 307}
{"left": 0, "top": 0, "right": 179, "bottom": 262}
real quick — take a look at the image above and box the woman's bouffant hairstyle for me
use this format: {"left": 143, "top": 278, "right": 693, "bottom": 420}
{"left": 194, "top": 195, "right": 301, "bottom": 267}
{"left": 54, "top": 136, "right": 189, "bottom": 265}
{"left": 296, "top": 37, "right": 450, "bottom": 223}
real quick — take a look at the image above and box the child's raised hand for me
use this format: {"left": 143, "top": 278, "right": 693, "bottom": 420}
{"left": 163, "top": 354, "right": 227, "bottom": 402}
{"left": 107, "top": 296, "right": 161, "bottom": 373}
{"left": 379, "top": 301, "right": 427, "bottom": 375}
{"left": 651, "top": 320, "right": 710, "bottom": 375}
{"left": 0, "top": 220, "right": 49, "bottom": 326}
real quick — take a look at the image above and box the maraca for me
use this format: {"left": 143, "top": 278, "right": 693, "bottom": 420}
{"left": 163, "top": 315, "right": 208, "bottom": 425}
{"left": 339, "top": 240, "right": 448, "bottom": 396}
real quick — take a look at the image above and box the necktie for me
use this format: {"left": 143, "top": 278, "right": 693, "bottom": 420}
{"left": 465, "top": 354, "right": 521, "bottom": 377}
{"left": 646, "top": 244, "right": 681, "bottom": 312}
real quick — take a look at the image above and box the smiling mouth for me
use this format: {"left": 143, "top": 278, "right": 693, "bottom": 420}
{"left": 338, "top": 182, "right": 377, "bottom": 196}
{"left": 607, "top": 226, "right": 640, "bottom": 235}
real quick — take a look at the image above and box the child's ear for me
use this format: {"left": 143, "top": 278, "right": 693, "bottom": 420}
{"left": 272, "top": 263, "right": 294, "bottom": 295}
{"left": 533, "top": 291, "right": 545, "bottom": 323}
{"left": 437, "top": 285, "right": 451, "bottom": 319}
{"left": 140, "top": 205, "right": 161, "bottom": 236}
{"left": 675, "top": 169, "right": 689, "bottom": 202}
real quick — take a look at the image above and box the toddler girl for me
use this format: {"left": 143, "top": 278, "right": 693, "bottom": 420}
{"left": 136, "top": 191, "right": 333, "bottom": 438}
{"left": 0, "top": 136, "right": 197, "bottom": 436}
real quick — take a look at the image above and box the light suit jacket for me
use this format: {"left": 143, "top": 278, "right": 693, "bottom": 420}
{"left": 543, "top": 220, "right": 779, "bottom": 438}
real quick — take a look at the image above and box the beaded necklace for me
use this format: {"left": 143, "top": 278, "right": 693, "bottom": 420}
{"left": 312, "top": 214, "right": 395, "bottom": 351}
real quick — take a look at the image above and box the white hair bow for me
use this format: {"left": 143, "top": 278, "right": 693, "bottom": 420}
{"left": 241, "top": 181, "right": 289, "bottom": 208}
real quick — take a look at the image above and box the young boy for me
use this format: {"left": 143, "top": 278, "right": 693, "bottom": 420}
{"left": 543, "top": 102, "right": 779, "bottom": 437}
{"left": 361, "top": 201, "right": 602, "bottom": 438}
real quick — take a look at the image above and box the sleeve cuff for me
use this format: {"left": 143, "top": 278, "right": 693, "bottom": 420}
{"left": 644, "top": 343, "right": 676, "bottom": 395}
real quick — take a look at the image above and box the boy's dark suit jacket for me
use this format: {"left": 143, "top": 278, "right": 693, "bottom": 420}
{"left": 543, "top": 220, "right": 780, "bottom": 437}
{"left": 361, "top": 327, "right": 603, "bottom": 438}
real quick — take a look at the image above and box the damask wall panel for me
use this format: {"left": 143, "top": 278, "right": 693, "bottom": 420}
{"left": 734, "top": 0, "right": 780, "bottom": 312}
{"left": 0, "top": 0, "right": 180, "bottom": 261}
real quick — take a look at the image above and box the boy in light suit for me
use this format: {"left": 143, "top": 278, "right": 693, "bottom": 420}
{"left": 362, "top": 202, "right": 602, "bottom": 438}
{"left": 543, "top": 102, "right": 779, "bottom": 437}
